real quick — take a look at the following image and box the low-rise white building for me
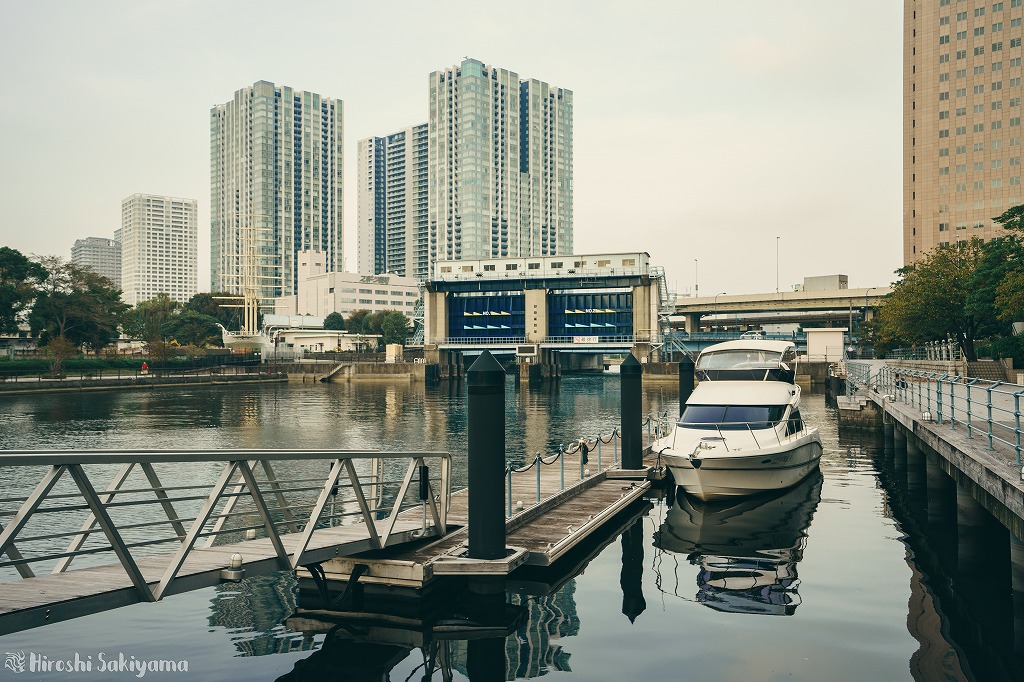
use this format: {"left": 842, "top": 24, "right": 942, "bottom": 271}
{"left": 274, "top": 250, "right": 420, "bottom": 320}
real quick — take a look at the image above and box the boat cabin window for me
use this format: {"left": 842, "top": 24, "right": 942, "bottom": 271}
{"left": 678, "top": 404, "right": 788, "bottom": 430}
{"left": 696, "top": 350, "right": 783, "bottom": 371}
{"left": 785, "top": 408, "right": 803, "bottom": 435}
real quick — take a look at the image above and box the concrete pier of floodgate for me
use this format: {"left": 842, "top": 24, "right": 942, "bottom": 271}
{"left": 839, "top": 390, "right": 1024, "bottom": 537}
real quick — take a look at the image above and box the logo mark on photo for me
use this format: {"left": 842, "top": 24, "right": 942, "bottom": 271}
{"left": 4, "top": 650, "right": 26, "bottom": 673}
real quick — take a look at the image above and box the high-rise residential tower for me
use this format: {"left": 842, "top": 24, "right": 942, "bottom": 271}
{"left": 357, "top": 136, "right": 387, "bottom": 276}
{"left": 357, "top": 124, "right": 430, "bottom": 279}
{"left": 71, "top": 237, "right": 121, "bottom": 288}
{"left": 428, "top": 58, "right": 573, "bottom": 263}
{"left": 210, "top": 80, "right": 344, "bottom": 301}
{"left": 117, "top": 194, "right": 197, "bottom": 306}
{"left": 904, "top": 0, "right": 1023, "bottom": 264}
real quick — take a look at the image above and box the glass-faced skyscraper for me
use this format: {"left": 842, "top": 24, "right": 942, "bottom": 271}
{"left": 357, "top": 124, "right": 430, "bottom": 279}
{"left": 210, "top": 80, "right": 344, "bottom": 299}
{"left": 428, "top": 58, "right": 573, "bottom": 263}
{"left": 904, "top": 0, "right": 1023, "bottom": 263}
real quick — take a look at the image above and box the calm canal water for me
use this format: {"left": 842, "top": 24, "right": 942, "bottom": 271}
{"left": 0, "top": 376, "right": 1019, "bottom": 681}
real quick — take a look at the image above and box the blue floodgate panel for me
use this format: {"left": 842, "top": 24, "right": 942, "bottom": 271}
{"left": 547, "top": 292, "right": 633, "bottom": 338}
{"left": 448, "top": 293, "right": 526, "bottom": 338}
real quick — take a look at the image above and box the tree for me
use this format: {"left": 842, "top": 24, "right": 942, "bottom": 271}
{"left": 879, "top": 239, "right": 1000, "bottom": 361}
{"left": 0, "top": 246, "right": 48, "bottom": 334}
{"left": 44, "top": 336, "right": 78, "bottom": 376}
{"left": 379, "top": 311, "right": 411, "bottom": 345}
{"left": 323, "top": 312, "right": 345, "bottom": 330}
{"left": 182, "top": 292, "right": 239, "bottom": 329}
{"left": 123, "top": 294, "right": 179, "bottom": 341}
{"left": 965, "top": 236, "right": 1016, "bottom": 333}
{"left": 28, "top": 256, "right": 126, "bottom": 350}
{"left": 161, "top": 310, "right": 221, "bottom": 347}
{"left": 345, "top": 309, "right": 371, "bottom": 335}
{"left": 991, "top": 204, "right": 1024, "bottom": 322}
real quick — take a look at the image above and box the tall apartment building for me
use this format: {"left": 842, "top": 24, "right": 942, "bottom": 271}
{"left": 428, "top": 58, "right": 573, "bottom": 263}
{"left": 210, "top": 80, "right": 344, "bottom": 301}
{"left": 357, "top": 124, "right": 430, "bottom": 279}
{"left": 905, "top": 0, "right": 1024, "bottom": 264}
{"left": 70, "top": 237, "right": 121, "bottom": 288}
{"left": 357, "top": 137, "right": 387, "bottom": 276}
{"left": 117, "top": 194, "right": 197, "bottom": 306}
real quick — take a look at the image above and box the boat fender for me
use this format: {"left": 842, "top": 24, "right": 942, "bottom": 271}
{"left": 691, "top": 457, "right": 702, "bottom": 469}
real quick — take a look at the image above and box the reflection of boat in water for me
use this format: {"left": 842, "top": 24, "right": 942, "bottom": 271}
{"left": 654, "top": 470, "right": 822, "bottom": 616}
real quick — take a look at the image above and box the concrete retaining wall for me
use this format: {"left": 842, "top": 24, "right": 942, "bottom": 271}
{"left": 0, "top": 373, "right": 286, "bottom": 395}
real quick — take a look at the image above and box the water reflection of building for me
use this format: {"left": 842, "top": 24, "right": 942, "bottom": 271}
{"left": 506, "top": 586, "right": 580, "bottom": 677}
{"left": 208, "top": 574, "right": 315, "bottom": 657}
{"left": 655, "top": 472, "right": 822, "bottom": 616}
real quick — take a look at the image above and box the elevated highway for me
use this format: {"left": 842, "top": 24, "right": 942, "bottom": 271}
{"left": 673, "top": 287, "right": 891, "bottom": 332}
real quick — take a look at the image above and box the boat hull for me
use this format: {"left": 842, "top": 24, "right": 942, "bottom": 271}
{"left": 663, "top": 432, "right": 823, "bottom": 501}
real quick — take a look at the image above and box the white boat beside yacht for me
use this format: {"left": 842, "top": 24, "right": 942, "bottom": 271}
{"left": 654, "top": 340, "right": 822, "bottom": 501}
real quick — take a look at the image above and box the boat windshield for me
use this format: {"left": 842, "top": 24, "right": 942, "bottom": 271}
{"left": 697, "top": 350, "right": 784, "bottom": 371}
{"left": 677, "top": 404, "right": 788, "bottom": 430}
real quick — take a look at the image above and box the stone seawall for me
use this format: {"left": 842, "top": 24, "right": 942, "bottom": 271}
{"left": 0, "top": 373, "right": 286, "bottom": 395}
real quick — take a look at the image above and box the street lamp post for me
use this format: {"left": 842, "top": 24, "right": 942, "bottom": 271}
{"left": 713, "top": 292, "right": 727, "bottom": 332}
{"left": 694, "top": 259, "right": 698, "bottom": 297}
{"left": 776, "top": 236, "right": 780, "bottom": 294}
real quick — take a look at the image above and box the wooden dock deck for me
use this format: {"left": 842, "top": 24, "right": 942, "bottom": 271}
{"left": 301, "top": 465, "right": 652, "bottom": 588}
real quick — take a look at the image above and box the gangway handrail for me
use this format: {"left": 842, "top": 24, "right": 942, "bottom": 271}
{"left": 0, "top": 449, "right": 451, "bottom": 603}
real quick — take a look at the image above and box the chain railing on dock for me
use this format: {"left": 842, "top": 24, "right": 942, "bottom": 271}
{"left": 503, "top": 411, "right": 668, "bottom": 517}
{"left": 0, "top": 450, "right": 451, "bottom": 600}
{"left": 876, "top": 366, "right": 1024, "bottom": 466}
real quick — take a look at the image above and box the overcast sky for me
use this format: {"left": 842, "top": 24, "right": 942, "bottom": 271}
{"left": 0, "top": 0, "right": 904, "bottom": 297}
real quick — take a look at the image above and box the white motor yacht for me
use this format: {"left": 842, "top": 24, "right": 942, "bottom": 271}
{"left": 655, "top": 340, "right": 822, "bottom": 501}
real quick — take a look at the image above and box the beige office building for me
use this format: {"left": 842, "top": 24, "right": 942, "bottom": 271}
{"left": 904, "top": 0, "right": 1023, "bottom": 264}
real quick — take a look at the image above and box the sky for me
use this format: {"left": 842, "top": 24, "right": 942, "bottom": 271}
{"left": 0, "top": 0, "right": 905, "bottom": 298}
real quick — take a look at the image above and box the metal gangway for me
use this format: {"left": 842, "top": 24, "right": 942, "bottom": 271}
{"left": 0, "top": 449, "right": 450, "bottom": 635}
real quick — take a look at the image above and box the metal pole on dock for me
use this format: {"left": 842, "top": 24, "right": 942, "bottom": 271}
{"left": 678, "top": 355, "right": 695, "bottom": 417}
{"left": 467, "top": 351, "right": 507, "bottom": 560}
{"left": 620, "top": 354, "right": 643, "bottom": 469}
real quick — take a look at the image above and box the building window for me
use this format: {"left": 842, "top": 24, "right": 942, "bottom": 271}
{"left": 484, "top": 264, "right": 495, "bottom": 271}
{"left": 527, "top": 262, "right": 540, "bottom": 270}
{"left": 505, "top": 263, "right": 518, "bottom": 271}
{"left": 939, "top": 223, "right": 949, "bottom": 232}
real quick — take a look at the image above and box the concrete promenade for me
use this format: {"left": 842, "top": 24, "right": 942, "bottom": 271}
{"left": 868, "top": 388, "right": 1024, "bottom": 536}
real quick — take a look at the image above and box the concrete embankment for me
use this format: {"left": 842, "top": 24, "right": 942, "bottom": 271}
{"left": 0, "top": 373, "right": 287, "bottom": 395}
{"left": 270, "top": 361, "right": 426, "bottom": 383}
{"left": 841, "top": 388, "right": 1024, "bottom": 537}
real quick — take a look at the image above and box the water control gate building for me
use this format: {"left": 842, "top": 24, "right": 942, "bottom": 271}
{"left": 423, "top": 253, "right": 668, "bottom": 377}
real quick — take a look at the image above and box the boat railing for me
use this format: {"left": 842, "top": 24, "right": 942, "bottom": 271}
{"left": 679, "top": 419, "right": 811, "bottom": 453}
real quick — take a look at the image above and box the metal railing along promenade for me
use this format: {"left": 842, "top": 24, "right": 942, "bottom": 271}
{"left": 0, "top": 450, "right": 451, "bottom": 602}
{"left": 872, "top": 366, "right": 1024, "bottom": 466}
{"left": 884, "top": 340, "right": 963, "bottom": 361}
